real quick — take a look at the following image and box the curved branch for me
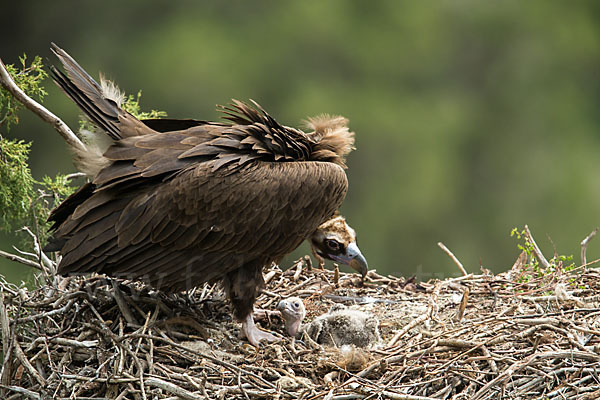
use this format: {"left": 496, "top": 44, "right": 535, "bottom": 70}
{"left": 0, "top": 57, "right": 86, "bottom": 153}
{"left": 437, "top": 242, "right": 468, "bottom": 276}
{"left": 0, "top": 249, "right": 42, "bottom": 271}
{"left": 581, "top": 228, "right": 598, "bottom": 266}
{"left": 524, "top": 225, "right": 550, "bottom": 269}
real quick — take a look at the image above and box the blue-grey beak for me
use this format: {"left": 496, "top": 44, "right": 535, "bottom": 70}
{"left": 347, "top": 242, "right": 368, "bottom": 278}
{"left": 331, "top": 242, "right": 368, "bottom": 278}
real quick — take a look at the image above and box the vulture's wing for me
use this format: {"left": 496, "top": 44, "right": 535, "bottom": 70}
{"left": 50, "top": 108, "right": 348, "bottom": 292}
{"left": 47, "top": 44, "right": 355, "bottom": 293}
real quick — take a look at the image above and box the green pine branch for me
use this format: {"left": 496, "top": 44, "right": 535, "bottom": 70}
{"left": 0, "top": 55, "right": 48, "bottom": 131}
{"left": 0, "top": 54, "right": 165, "bottom": 248}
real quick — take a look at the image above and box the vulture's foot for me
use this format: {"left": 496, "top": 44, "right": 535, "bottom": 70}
{"left": 242, "top": 314, "right": 280, "bottom": 347}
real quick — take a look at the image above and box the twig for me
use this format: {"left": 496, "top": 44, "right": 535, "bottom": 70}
{"left": 65, "top": 172, "right": 87, "bottom": 180}
{"left": 292, "top": 259, "right": 303, "bottom": 281}
{"left": 25, "top": 336, "right": 98, "bottom": 352}
{"left": 437, "top": 242, "right": 468, "bottom": 276}
{"left": 0, "top": 249, "right": 43, "bottom": 270}
{"left": 455, "top": 286, "right": 469, "bottom": 321}
{"left": 480, "top": 345, "right": 498, "bottom": 374}
{"left": 386, "top": 306, "right": 431, "bottom": 348}
{"left": 21, "top": 227, "right": 55, "bottom": 276}
{"left": 360, "top": 389, "right": 442, "bottom": 400}
{"left": 13, "top": 341, "right": 46, "bottom": 386}
{"left": 581, "top": 228, "right": 598, "bottom": 266}
{"left": 0, "top": 385, "right": 41, "bottom": 400}
{"left": 237, "top": 370, "right": 250, "bottom": 400}
{"left": 0, "top": 57, "right": 86, "bottom": 153}
{"left": 145, "top": 377, "right": 203, "bottom": 400}
{"left": 111, "top": 281, "right": 139, "bottom": 326}
{"left": 16, "top": 299, "right": 74, "bottom": 322}
{"left": 524, "top": 225, "right": 550, "bottom": 269}
{"left": 0, "top": 291, "right": 14, "bottom": 394}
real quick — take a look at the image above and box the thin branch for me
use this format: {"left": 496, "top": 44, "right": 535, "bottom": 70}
{"left": 13, "top": 342, "right": 46, "bottom": 386}
{"left": 65, "top": 172, "right": 87, "bottom": 180}
{"left": 361, "top": 391, "right": 443, "bottom": 400}
{"left": 0, "top": 57, "right": 86, "bottom": 153}
{"left": 145, "top": 377, "right": 204, "bottom": 400}
{"left": 0, "top": 385, "right": 41, "bottom": 400}
{"left": 0, "top": 291, "right": 14, "bottom": 392}
{"left": 111, "top": 281, "right": 139, "bottom": 326}
{"left": 21, "top": 227, "right": 55, "bottom": 275}
{"left": 524, "top": 225, "right": 550, "bottom": 269}
{"left": 581, "top": 228, "right": 598, "bottom": 266}
{"left": 437, "top": 242, "right": 468, "bottom": 276}
{"left": 386, "top": 305, "right": 432, "bottom": 348}
{"left": 0, "top": 249, "right": 42, "bottom": 270}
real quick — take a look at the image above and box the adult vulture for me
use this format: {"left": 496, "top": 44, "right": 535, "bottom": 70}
{"left": 45, "top": 44, "right": 368, "bottom": 346}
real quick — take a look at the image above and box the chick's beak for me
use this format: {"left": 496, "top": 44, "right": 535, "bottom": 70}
{"left": 346, "top": 242, "right": 368, "bottom": 278}
{"left": 277, "top": 300, "right": 298, "bottom": 318}
{"left": 276, "top": 300, "right": 287, "bottom": 312}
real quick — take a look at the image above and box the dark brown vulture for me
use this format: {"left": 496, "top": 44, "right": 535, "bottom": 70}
{"left": 45, "top": 44, "right": 368, "bottom": 346}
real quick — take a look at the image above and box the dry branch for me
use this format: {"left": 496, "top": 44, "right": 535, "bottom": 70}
{"left": 0, "top": 250, "right": 43, "bottom": 271}
{"left": 437, "top": 242, "right": 468, "bottom": 276}
{"left": 581, "top": 228, "right": 598, "bottom": 265}
{"left": 524, "top": 225, "right": 550, "bottom": 269}
{"left": 145, "top": 377, "right": 204, "bottom": 400}
{"left": 0, "top": 57, "right": 86, "bottom": 153}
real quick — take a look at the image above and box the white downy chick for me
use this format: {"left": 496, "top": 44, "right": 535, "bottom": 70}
{"left": 277, "top": 296, "right": 380, "bottom": 348}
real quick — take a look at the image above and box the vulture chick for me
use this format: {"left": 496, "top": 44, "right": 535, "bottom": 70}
{"left": 277, "top": 297, "right": 380, "bottom": 348}
{"left": 45, "top": 44, "right": 368, "bottom": 346}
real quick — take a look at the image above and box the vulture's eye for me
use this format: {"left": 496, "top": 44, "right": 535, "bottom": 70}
{"left": 325, "top": 239, "right": 340, "bottom": 252}
{"left": 293, "top": 302, "right": 300, "bottom": 309}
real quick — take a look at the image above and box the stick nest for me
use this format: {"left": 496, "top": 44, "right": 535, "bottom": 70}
{"left": 2, "top": 254, "right": 600, "bottom": 400}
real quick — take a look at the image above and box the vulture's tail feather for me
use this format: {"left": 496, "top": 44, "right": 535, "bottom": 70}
{"left": 50, "top": 43, "right": 123, "bottom": 140}
{"left": 50, "top": 43, "right": 155, "bottom": 177}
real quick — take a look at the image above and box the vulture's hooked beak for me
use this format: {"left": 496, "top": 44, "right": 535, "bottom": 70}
{"left": 331, "top": 242, "right": 368, "bottom": 278}
{"left": 347, "top": 242, "right": 369, "bottom": 278}
{"left": 310, "top": 215, "right": 369, "bottom": 278}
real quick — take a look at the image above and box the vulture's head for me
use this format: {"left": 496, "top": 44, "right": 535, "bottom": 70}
{"left": 309, "top": 215, "right": 368, "bottom": 278}
{"left": 277, "top": 296, "right": 306, "bottom": 336}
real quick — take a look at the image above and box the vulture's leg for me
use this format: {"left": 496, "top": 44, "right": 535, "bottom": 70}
{"left": 224, "top": 262, "right": 279, "bottom": 347}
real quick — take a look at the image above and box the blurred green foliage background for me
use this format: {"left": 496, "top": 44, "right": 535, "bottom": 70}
{"left": 2, "top": 1, "right": 600, "bottom": 284}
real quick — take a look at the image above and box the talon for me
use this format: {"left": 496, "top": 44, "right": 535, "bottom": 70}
{"left": 242, "top": 314, "right": 280, "bottom": 347}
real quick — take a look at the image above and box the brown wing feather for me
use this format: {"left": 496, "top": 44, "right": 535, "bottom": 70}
{"left": 54, "top": 158, "right": 347, "bottom": 292}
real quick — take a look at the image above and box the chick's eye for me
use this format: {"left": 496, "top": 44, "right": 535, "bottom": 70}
{"left": 293, "top": 302, "right": 299, "bottom": 309}
{"left": 326, "top": 239, "right": 340, "bottom": 251}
